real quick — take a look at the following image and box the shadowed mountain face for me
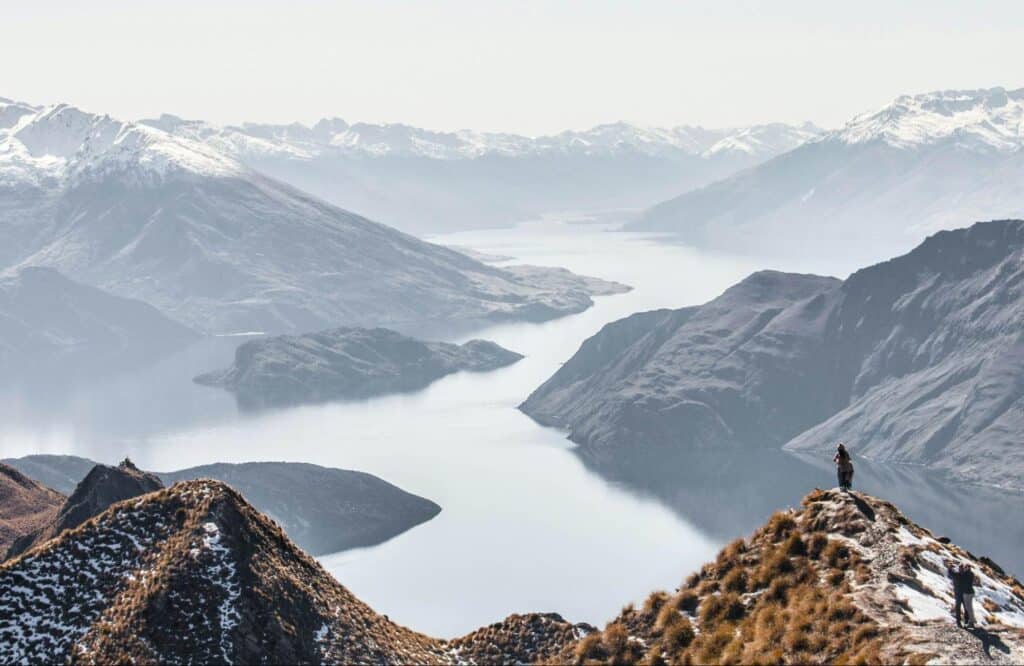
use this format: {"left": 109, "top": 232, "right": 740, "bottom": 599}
{"left": 160, "top": 462, "right": 440, "bottom": 555}
{"left": 0, "top": 463, "right": 63, "bottom": 555}
{"left": 3, "top": 456, "right": 441, "bottom": 556}
{"left": 1, "top": 102, "right": 627, "bottom": 335}
{"left": 194, "top": 327, "right": 524, "bottom": 410}
{"left": 522, "top": 220, "right": 1024, "bottom": 488}
{"left": 6, "top": 460, "right": 163, "bottom": 559}
{"left": 0, "top": 266, "right": 198, "bottom": 380}
{"left": 631, "top": 87, "right": 1024, "bottom": 268}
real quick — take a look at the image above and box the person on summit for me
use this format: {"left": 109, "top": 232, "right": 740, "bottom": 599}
{"left": 833, "top": 443, "right": 854, "bottom": 491}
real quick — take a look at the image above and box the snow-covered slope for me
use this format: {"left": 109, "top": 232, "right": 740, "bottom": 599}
{"left": 143, "top": 114, "right": 821, "bottom": 233}
{"left": 0, "top": 100, "right": 628, "bottom": 334}
{"left": 632, "top": 87, "right": 1024, "bottom": 267}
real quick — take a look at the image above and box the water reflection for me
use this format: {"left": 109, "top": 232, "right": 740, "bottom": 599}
{"left": 577, "top": 446, "right": 1024, "bottom": 576}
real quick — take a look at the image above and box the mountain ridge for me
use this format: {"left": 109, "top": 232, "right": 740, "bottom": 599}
{"left": 522, "top": 220, "right": 1024, "bottom": 489}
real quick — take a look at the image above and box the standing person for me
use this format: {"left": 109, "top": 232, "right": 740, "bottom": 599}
{"left": 960, "top": 563, "right": 977, "bottom": 628}
{"left": 947, "top": 562, "right": 965, "bottom": 626}
{"left": 833, "top": 443, "right": 854, "bottom": 491}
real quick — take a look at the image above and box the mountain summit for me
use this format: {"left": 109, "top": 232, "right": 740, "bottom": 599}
{"left": 632, "top": 87, "right": 1024, "bottom": 267}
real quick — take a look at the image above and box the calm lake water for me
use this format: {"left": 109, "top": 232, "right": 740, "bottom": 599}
{"left": 1, "top": 220, "right": 1021, "bottom": 636}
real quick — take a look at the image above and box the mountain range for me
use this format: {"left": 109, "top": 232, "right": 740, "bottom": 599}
{"left": 632, "top": 87, "right": 1024, "bottom": 269}
{"left": 141, "top": 112, "right": 821, "bottom": 233}
{"left": 522, "top": 219, "right": 1024, "bottom": 489}
{"left": 1, "top": 473, "right": 1020, "bottom": 663}
{"left": 0, "top": 98, "right": 627, "bottom": 336}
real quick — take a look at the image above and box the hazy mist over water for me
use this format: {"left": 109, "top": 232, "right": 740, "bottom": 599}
{"left": 2, "top": 219, "right": 1022, "bottom": 636}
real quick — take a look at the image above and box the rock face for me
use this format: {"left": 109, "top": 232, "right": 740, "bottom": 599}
{"left": 3, "top": 455, "right": 442, "bottom": 556}
{"left": 630, "top": 87, "right": 1024, "bottom": 269}
{"left": 195, "top": 327, "right": 524, "bottom": 409}
{"left": 143, "top": 112, "right": 821, "bottom": 234}
{"left": 0, "top": 100, "right": 627, "bottom": 334}
{"left": 0, "top": 478, "right": 579, "bottom": 664}
{"left": 161, "top": 462, "right": 440, "bottom": 555}
{"left": 561, "top": 489, "right": 1024, "bottom": 665}
{"left": 521, "top": 270, "right": 841, "bottom": 455}
{"left": 0, "top": 464, "right": 63, "bottom": 556}
{"left": 6, "top": 460, "right": 162, "bottom": 559}
{"left": 522, "top": 220, "right": 1024, "bottom": 488}
{"left": 0, "top": 266, "right": 198, "bottom": 378}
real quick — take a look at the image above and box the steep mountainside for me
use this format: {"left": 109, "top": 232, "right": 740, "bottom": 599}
{"left": 632, "top": 87, "right": 1024, "bottom": 267}
{"left": 523, "top": 220, "right": 1024, "bottom": 488}
{"left": 0, "top": 100, "right": 627, "bottom": 334}
{"left": 143, "top": 114, "right": 821, "bottom": 233}
{"left": 2, "top": 481, "right": 1020, "bottom": 664}
{"left": 195, "top": 327, "right": 523, "bottom": 409}
{"left": 0, "top": 266, "right": 198, "bottom": 379}
{"left": 3, "top": 455, "right": 442, "bottom": 556}
{"left": 160, "top": 462, "right": 440, "bottom": 555}
{"left": 0, "top": 464, "right": 63, "bottom": 556}
{"left": 0, "top": 479, "right": 583, "bottom": 664}
{"left": 560, "top": 489, "right": 1024, "bottom": 665}
{"left": 6, "top": 460, "right": 162, "bottom": 559}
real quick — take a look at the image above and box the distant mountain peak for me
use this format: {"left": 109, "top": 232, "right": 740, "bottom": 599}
{"left": 832, "top": 86, "right": 1024, "bottom": 151}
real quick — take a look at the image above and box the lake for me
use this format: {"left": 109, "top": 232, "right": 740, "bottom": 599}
{"left": 1, "top": 220, "right": 1021, "bottom": 637}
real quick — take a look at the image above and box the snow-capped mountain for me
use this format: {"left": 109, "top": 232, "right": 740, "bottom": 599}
{"left": 0, "top": 99, "right": 627, "bottom": 334}
{"left": 836, "top": 87, "right": 1024, "bottom": 151}
{"left": 141, "top": 113, "right": 821, "bottom": 233}
{"left": 631, "top": 87, "right": 1024, "bottom": 268}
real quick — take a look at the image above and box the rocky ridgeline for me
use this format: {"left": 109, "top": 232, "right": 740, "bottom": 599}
{"left": 6, "top": 460, "right": 162, "bottom": 560}
{"left": 564, "top": 489, "right": 1024, "bottom": 665}
{"left": 2, "top": 476, "right": 1022, "bottom": 664}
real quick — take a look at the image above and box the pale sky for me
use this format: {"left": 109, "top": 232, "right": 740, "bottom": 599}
{"left": 4, "top": 0, "right": 1023, "bottom": 135}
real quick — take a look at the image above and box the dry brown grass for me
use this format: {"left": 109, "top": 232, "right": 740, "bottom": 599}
{"left": 562, "top": 490, "right": 890, "bottom": 665}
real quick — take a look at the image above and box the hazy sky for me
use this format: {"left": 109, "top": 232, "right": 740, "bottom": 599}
{"left": 4, "top": 1, "right": 1023, "bottom": 134}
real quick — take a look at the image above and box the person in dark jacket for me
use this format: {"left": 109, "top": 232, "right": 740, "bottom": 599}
{"left": 959, "top": 563, "right": 977, "bottom": 628}
{"left": 833, "top": 443, "right": 854, "bottom": 491}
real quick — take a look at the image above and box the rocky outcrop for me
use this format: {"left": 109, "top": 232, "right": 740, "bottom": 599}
{"left": 5, "top": 459, "right": 162, "bottom": 559}
{"left": 195, "top": 327, "right": 524, "bottom": 409}
{"left": 0, "top": 463, "right": 63, "bottom": 556}
{"left": 523, "top": 220, "right": 1024, "bottom": 488}
{"left": 560, "top": 489, "right": 1024, "bottom": 665}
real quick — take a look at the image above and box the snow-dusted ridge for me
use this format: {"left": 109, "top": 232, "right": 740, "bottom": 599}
{"left": 830, "top": 86, "right": 1024, "bottom": 152}
{"left": 142, "top": 114, "right": 823, "bottom": 162}
{"left": 1, "top": 100, "right": 244, "bottom": 189}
